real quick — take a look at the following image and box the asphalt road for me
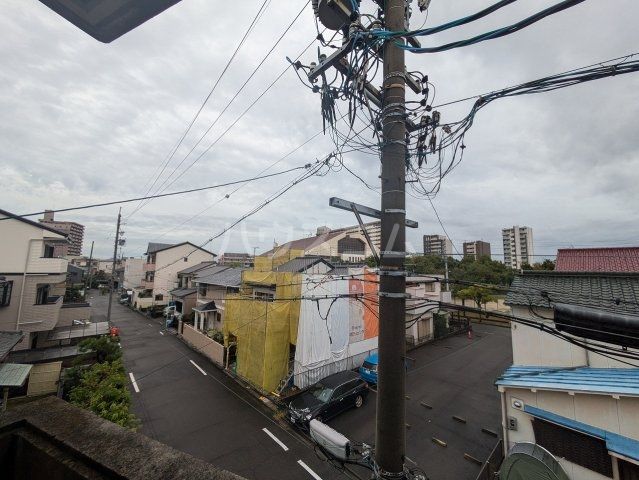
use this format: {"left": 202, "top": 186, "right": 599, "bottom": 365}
{"left": 326, "top": 324, "right": 512, "bottom": 480}
{"left": 90, "top": 292, "right": 349, "bottom": 480}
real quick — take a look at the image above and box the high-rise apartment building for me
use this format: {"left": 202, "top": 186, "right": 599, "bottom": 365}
{"left": 39, "top": 210, "right": 84, "bottom": 256}
{"left": 502, "top": 226, "right": 534, "bottom": 269}
{"left": 423, "top": 235, "right": 453, "bottom": 256}
{"left": 463, "top": 240, "right": 491, "bottom": 260}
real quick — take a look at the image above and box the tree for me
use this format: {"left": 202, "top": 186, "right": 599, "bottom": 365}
{"left": 456, "top": 286, "right": 498, "bottom": 310}
{"left": 69, "top": 359, "right": 138, "bottom": 429}
{"left": 532, "top": 259, "right": 555, "bottom": 270}
{"left": 77, "top": 335, "right": 122, "bottom": 364}
{"left": 450, "top": 255, "right": 514, "bottom": 295}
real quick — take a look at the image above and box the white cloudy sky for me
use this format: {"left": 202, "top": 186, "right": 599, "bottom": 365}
{"left": 1, "top": 0, "right": 638, "bottom": 260}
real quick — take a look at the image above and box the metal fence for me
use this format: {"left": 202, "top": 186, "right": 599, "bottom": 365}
{"left": 290, "top": 348, "right": 378, "bottom": 390}
{"left": 475, "top": 439, "right": 504, "bottom": 480}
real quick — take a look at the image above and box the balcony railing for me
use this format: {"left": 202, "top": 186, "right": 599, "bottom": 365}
{"left": 142, "top": 278, "right": 155, "bottom": 289}
{"left": 143, "top": 263, "right": 156, "bottom": 272}
{"left": 20, "top": 294, "right": 63, "bottom": 332}
{"left": 28, "top": 256, "right": 68, "bottom": 274}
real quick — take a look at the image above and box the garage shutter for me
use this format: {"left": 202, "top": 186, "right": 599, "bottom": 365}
{"left": 27, "top": 361, "right": 62, "bottom": 396}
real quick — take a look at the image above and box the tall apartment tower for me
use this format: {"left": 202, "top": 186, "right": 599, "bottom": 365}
{"left": 463, "top": 240, "right": 491, "bottom": 260}
{"left": 502, "top": 226, "right": 534, "bottom": 269}
{"left": 423, "top": 235, "right": 453, "bottom": 256}
{"left": 39, "top": 210, "right": 85, "bottom": 256}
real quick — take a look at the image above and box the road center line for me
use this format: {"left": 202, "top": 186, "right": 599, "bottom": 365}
{"left": 189, "top": 359, "right": 207, "bottom": 376}
{"left": 159, "top": 331, "right": 164, "bottom": 336}
{"left": 297, "top": 460, "right": 323, "bottom": 480}
{"left": 128, "top": 372, "right": 140, "bottom": 393}
{"left": 262, "top": 427, "right": 289, "bottom": 451}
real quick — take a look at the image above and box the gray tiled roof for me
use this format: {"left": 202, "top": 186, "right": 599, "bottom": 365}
{"left": 275, "top": 256, "right": 334, "bottom": 273}
{"left": 196, "top": 267, "right": 245, "bottom": 287}
{"left": 0, "top": 331, "right": 24, "bottom": 361}
{"left": 170, "top": 287, "right": 197, "bottom": 298}
{"left": 145, "top": 242, "right": 174, "bottom": 254}
{"left": 177, "top": 261, "right": 216, "bottom": 275}
{"left": 506, "top": 271, "right": 639, "bottom": 315}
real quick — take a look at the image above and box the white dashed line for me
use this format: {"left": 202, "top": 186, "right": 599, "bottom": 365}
{"left": 189, "top": 359, "right": 207, "bottom": 375}
{"left": 262, "top": 427, "right": 289, "bottom": 451}
{"left": 147, "top": 323, "right": 153, "bottom": 326}
{"left": 129, "top": 372, "right": 140, "bottom": 393}
{"left": 297, "top": 460, "right": 323, "bottom": 480}
{"left": 159, "top": 331, "right": 164, "bottom": 336}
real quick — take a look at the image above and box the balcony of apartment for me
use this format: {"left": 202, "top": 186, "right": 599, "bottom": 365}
{"left": 27, "top": 256, "right": 68, "bottom": 274}
{"left": 142, "top": 278, "right": 155, "bottom": 289}
{"left": 143, "top": 262, "right": 156, "bottom": 273}
{"left": 19, "top": 294, "right": 64, "bottom": 333}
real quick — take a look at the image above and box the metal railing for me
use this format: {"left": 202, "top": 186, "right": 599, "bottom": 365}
{"left": 475, "top": 439, "right": 504, "bottom": 480}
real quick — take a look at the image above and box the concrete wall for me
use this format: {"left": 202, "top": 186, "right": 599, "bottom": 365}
{"left": 501, "top": 387, "right": 639, "bottom": 479}
{"left": 181, "top": 323, "right": 224, "bottom": 367}
{"left": 123, "top": 258, "right": 145, "bottom": 289}
{"left": 18, "top": 275, "right": 66, "bottom": 333}
{"left": 152, "top": 246, "right": 214, "bottom": 304}
{"left": 0, "top": 214, "right": 64, "bottom": 272}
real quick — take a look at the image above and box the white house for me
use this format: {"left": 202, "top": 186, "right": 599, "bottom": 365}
{"left": 497, "top": 271, "right": 639, "bottom": 479}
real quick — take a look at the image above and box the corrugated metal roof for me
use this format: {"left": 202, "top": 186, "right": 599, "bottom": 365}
{"left": 46, "top": 322, "right": 110, "bottom": 341}
{"left": 556, "top": 247, "right": 639, "bottom": 273}
{"left": 496, "top": 365, "right": 639, "bottom": 396}
{"left": 506, "top": 271, "right": 639, "bottom": 315}
{"left": 0, "top": 331, "right": 24, "bottom": 361}
{"left": 0, "top": 363, "right": 32, "bottom": 387}
{"left": 275, "top": 257, "right": 333, "bottom": 273}
{"left": 8, "top": 345, "right": 80, "bottom": 363}
{"left": 196, "top": 267, "right": 244, "bottom": 287}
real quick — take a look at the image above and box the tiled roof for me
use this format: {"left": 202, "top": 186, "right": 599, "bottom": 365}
{"left": 194, "top": 301, "right": 217, "bottom": 312}
{"left": 262, "top": 232, "right": 342, "bottom": 256}
{"left": 496, "top": 365, "right": 639, "bottom": 396}
{"left": 556, "top": 247, "right": 639, "bottom": 273}
{"left": 177, "top": 261, "right": 216, "bottom": 275}
{"left": 506, "top": 271, "right": 639, "bottom": 315}
{"left": 0, "top": 363, "right": 33, "bottom": 388}
{"left": 145, "top": 242, "right": 174, "bottom": 254}
{"left": 170, "top": 287, "right": 197, "bottom": 298}
{"left": 275, "top": 256, "right": 334, "bottom": 273}
{"left": 0, "top": 331, "right": 24, "bottom": 361}
{"left": 196, "top": 267, "right": 244, "bottom": 287}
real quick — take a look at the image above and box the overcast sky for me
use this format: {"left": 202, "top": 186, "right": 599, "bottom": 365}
{"left": 1, "top": 0, "right": 638, "bottom": 260}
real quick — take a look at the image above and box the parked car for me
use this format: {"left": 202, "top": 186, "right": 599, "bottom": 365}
{"left": 287, "top": 370, "right": 368, "bottom": 428}
{"left": 359, "top": 353, "right": 378, "bottom": 384}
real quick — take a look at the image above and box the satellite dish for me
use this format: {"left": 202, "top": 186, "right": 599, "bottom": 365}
{"left": 500, "top": 443, "right": 570, "bottom": 480}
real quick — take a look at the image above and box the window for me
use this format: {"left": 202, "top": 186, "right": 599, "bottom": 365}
{"left": 338, "top": 236, "right": 366, "bottom": 255}
{"left": 43, "top": 244, "right": 55, "bottom": 258}
{"left": 35, "top": 285, "right": 50, "bottom": 305}
{"left": 532, "top": 418, "right": 613, "bottom": 478}
{"left": 155, "top": 294, "right": 163, "bottom": 301}
{"left": 0, "top": 281, "right": 12, "bottom": 307}
{"left": 254, "top": 291, "right": 274, "bottom": 301}
{"left": 198, "top": 284, "right": 207, "bottom": 297}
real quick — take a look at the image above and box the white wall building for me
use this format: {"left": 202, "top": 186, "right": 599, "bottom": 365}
{"left": 123, "top": 258, "right": 145, "bottom": 290}
{"left": 502, "top": 225, "right": 534, "bottom": 269}
{"left": 497, "top": 271, "right": 639, "bottom": 479}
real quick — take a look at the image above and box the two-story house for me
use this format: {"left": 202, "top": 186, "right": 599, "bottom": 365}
{"left": 497, "top": 270, "right": 639, "bottom": 480}
{"left": 132, "top": 242, "right": 215, "bottom": 310}
{"left": 169, "top": 261, "right": 218, "bottom": 317}
{"left": 192, "top": 266, "right": 244, "bottom": 332}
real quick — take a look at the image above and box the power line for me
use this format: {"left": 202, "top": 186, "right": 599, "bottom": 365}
{"left": 135, "top": 0, "right": 272, "bottom": 213}
{"left": 127, "top": 0, "right": 311, "bottom": 220}
{"left": 2, "top": 165, "right": 311, "bottom": 220}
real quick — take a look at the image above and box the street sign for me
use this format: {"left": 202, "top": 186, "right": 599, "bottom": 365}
{"left": 37, "top": 0, "right": 183, "bottom": 43}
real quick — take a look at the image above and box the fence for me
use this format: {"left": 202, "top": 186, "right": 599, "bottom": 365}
{"left": 290, "top": 348, "right": 378, "bottom": 391}
{"left": 181, "top": 323, "right": 225, "bottom": 367}
{"left": 475, "top": 439, "right": 504, "bottom": 480}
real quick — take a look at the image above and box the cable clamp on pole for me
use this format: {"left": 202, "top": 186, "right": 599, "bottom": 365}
{"left": 384, "top": 208, "right": 405, "bottom": 214}
{"left": 378, "top": 269, "right": 408, "bottom": 277}
{"left": 379, "top": 292, "right": 411, "bottom": 299}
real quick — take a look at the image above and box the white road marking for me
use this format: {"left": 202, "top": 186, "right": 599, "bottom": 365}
{"left": 159, "top": 331, "right": 164, "bottom": 336}
{"left": 129, "top": 372, "right": 140, "bottom": 393}
{"left": 147, "top": 323, "right": 152, "bottom": 326}
{"left": 297, "top": 460, "right": 323, "bottom": 480}
{"left": 262, "top": 427, "right": 289, "bottom": 451}
{"left": 189, "top": 359, "right": 207, "bottom": 375}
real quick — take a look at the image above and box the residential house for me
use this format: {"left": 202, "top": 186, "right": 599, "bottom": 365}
{"left": 263, "top": 222, "right": 381, "bottom": 266}
{"left": 192, "top": 266, "right": 244, "bottom": 333}
{"left": 555, "top": 246, "right": 639, "bottom": 273}
{"left": 169, "top": 261, "right": 218, "bottom": 317}
{"left": 496, "top": 271, "right": 639, "bottom": 479}
{"left": 405, "top": 275, "right": 452, "bottom": 347}
{"left": 0, "top": 208, "right": 94, "bottom": 392}
{"left": 123, "top": 257, "right": 145, "bottom": 290}
{"left": 131, "top": 242, "right": 215, "bottom": 310}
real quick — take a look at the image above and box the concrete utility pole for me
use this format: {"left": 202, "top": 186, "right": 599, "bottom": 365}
{"left": 85, "top": 240, "right": 94, "bottom": 292}
{"left": 106, "top": 208, "right": 122, "bottom": 324}
{"left": 376, "top": 0, "right": 408, "bottom": 477}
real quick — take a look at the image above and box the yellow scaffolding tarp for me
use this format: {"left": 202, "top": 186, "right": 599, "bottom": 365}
{"left": 223, "top": 271, "right": 302, "bottom": 393}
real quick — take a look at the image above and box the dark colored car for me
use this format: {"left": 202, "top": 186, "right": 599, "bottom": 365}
{"left": 288, "top": 370, "right": 369, "bottom": 427}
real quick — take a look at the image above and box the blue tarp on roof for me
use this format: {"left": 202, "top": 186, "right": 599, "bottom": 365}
{"left": 496, "top": 365, "right": 639, "bottom": 396}
{"left": 524, "top": 405, "right": 639, "bottom": 462}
